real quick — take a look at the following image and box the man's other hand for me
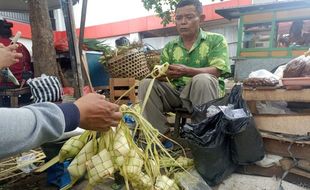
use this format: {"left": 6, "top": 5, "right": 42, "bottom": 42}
{"left": 74, "top": 93, "right": 122, "bottom": 131}
{"left": 167, "top": 64, "right": 188, "bottom": 79}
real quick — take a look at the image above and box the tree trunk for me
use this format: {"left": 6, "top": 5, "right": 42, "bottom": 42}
{"left": 28, "top": 0, "right": 60, "bottom": 79}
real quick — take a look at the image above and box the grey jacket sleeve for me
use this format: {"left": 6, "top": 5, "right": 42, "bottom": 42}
{"left": 0, "top": 102, "right": 80, "bottom": 159}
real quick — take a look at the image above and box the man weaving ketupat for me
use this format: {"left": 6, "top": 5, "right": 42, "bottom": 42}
{"left": 138, "top": 0, "right": 230, "bottom": 136}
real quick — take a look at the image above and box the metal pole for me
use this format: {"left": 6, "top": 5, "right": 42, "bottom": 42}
{"left": 61, "top": 0, "right": 84, "bottom": 98}
{"left": 79, "top": 0, "right": 87, "bottom": 56}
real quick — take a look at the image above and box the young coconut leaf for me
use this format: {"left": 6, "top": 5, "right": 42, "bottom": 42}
{"left": 130, "top": 171, "right": 153, "bottom": 190}
{"left": 59, "top": 131, "right": 91, "bottom": 162}
{"left": 155, "top": 175, "right": 179, "bottom": 190}
{"left": 86, "top": 149, "right": 114, "bottom": 185}
{"left": 68, "top": 135, "right": 98, "bottom": 179}
{"left": 122, "top": 149, "right": 144, "bottom": 177}
{"left": 113, "top": 127, "right": 130, "bottom": 156}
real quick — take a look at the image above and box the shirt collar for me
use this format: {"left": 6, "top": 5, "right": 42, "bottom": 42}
{"left": 174, "top": 28, "right": 205, "bottom": 52}
{"left": 200, "top": 28, "right": 207, "bottom": 40}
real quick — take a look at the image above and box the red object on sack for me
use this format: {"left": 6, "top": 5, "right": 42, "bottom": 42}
{"left": 83, "top": 86, "right": 93, "bottom": 94}
{"left": 63, "top": 86, "right": 93, "bottom": 96}
{"left": 55, "top": 38, "right": 69, "bottom": 52}
{"left": 63, "top": 87, "right": 74, "bottom": 96}
{"left": 55, "top": 38, "right": 89, "bottom": 52}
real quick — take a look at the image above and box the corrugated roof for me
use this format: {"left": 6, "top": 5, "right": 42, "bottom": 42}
{"left": 215, "top": 0, "right": 310, "bottom": 20}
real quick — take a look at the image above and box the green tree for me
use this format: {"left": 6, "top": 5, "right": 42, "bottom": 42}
{"left": 142, "top": 0, "right": 181, "bottom": 26}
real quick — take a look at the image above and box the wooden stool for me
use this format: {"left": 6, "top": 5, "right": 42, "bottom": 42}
{"left": 0, "top": 87, "right": 31, "bottom": 108}
{"left": 173, "top": 108, "right": 191, "bottom": 137}
{"left": 109, "top": 78, "right": 138, "bottom": 105}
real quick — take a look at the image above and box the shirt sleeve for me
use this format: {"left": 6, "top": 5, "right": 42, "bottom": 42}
{"left": 57, "top": 103, "right": 80, "bottom": 132}
{"left": 208, "top": 34, "right": 231, "bottom": 77}
{"left": 160, "top": 43, "right": 170, "bottom": 64}
{"left": 0, "top": 102, "right": 79, "bottom": 159}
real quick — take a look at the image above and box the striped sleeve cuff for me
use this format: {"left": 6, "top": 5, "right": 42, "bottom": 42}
{"left": 57, "top": 103, "right": 80, "bottom": 132}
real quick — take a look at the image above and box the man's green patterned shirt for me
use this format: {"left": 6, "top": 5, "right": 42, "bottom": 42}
{"left": 160, "top": 29, "right": 231, "bottom": 95}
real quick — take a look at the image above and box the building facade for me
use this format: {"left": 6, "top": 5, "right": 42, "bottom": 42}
{"left": 2, "top": 0, "right": 254, "bottom": 61}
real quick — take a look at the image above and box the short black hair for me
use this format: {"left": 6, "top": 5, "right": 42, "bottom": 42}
{"left": 0, "top": 19, "right": 13, "bottom": 38}
{"left": 176, "top": 0, "right": 203, "bottom": 15}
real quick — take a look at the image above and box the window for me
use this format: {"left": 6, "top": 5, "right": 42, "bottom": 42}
{"left": 276, "top": 19, "right": 310, "bottom": 48}
{"left": 0, "top": 12, "right": 29, "bottom": 23}
{"left": 242, "top": 23, "right": 272, "bottom": 49}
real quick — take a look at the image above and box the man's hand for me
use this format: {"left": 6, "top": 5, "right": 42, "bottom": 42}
{"left": 74, "top": 93, "right": 122, "bottom": 132}
{"left": 167, "top": 64, "right": 188, "bottom": 79}
{"left": 0, "top": 44, "right": 23, "bottom": 69}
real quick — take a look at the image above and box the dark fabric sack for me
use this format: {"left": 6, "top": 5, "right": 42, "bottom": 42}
{"left": 27, "top": 74, "right": 63, "bottom": 103}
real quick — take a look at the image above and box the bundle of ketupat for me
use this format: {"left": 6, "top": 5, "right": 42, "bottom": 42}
{"left": 67, "top": 132, "right": 98, "bottom": 179}
{"left": 86, "top": 149, "right": 114, "bottom": 185}
{"left": 155, "top": 175, "right": 179, "bottom": 190}
{"left": 58, "top": 132, "right": 89, "bottom": 163}
{"left": 38, "top": 63, "right": 194, "bottom": 190}
{"left": 57, "top": 105, "right": 193, "bottom": 190}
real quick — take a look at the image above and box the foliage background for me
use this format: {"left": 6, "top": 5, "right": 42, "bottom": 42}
{"left": 142, "top": 0, "right": 181, "bottom": 26}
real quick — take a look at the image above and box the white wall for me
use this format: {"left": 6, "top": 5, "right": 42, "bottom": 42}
{"left": 207, "top": 24, "right": 238, "bottom": 61}
{"left": 129, "top": 33, "right": 141, "bottom": 43}
{"left": 95, "top": 33, "right": 141, "bottom": 49}
{"left": 142, "top": 36, "right": 177, "bottom": 50}
{"left": 96, "top": 36, "right": 128, "bottom": 48}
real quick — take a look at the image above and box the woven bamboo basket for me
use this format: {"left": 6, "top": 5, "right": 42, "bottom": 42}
{"left": 107, "top": 49, "right": 150, "bottom": 80}
{"left": 0, "top": 149, "right": 46, "bottom": 182}
{"left": 145, "top": 50, "right": 161, "bottom": 71}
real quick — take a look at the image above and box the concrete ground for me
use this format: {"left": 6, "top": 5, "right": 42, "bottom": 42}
{"left": 72, "top": 173, "right": 309, "bottom": 190}
{"left": 215, "top": 174, "right": 308, "bottom": 190}
{"left": 1, "top": 168, "right": 308, "bottom": 190}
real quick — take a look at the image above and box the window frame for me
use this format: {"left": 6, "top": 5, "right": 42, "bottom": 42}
{"left": 237, "top": 9, "right": 310, "bottom": 58}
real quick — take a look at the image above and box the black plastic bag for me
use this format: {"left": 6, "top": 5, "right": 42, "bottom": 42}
{"left": 222, "top": 85, "right": 265, "bottom": 164}
{"left": 191, "top": 95, "right": 229, "bottom": 124}
{"left": 188, "top": 137, "right": 237, "bottom": 186}
{"left": 181, "top": 85, "right": 264, "bottom": 186}
{"left": 182, "top": 98, "right": 237, "bottom": 186}
{"left": 189, "top": 85, "right": 264, "bottom": 164}
{"left": 228, "top": 117, "right": 264, "bottom": 164}
{"left": 184, "top": 112, "right": 223, "bottom": 146}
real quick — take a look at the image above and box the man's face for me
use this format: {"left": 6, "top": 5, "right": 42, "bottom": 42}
{"left": 175, "top": 5, "right": 202, "bottom": 38}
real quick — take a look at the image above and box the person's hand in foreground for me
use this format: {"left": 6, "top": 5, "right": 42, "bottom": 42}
{"left": 167, "top": 64, "right": 188, "bottom": 79}
{"left": 74, "top": 93, "right": 122, "bottom": 131}
{"left": 0, "top": 44, "right": 23, "bottom": 69}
